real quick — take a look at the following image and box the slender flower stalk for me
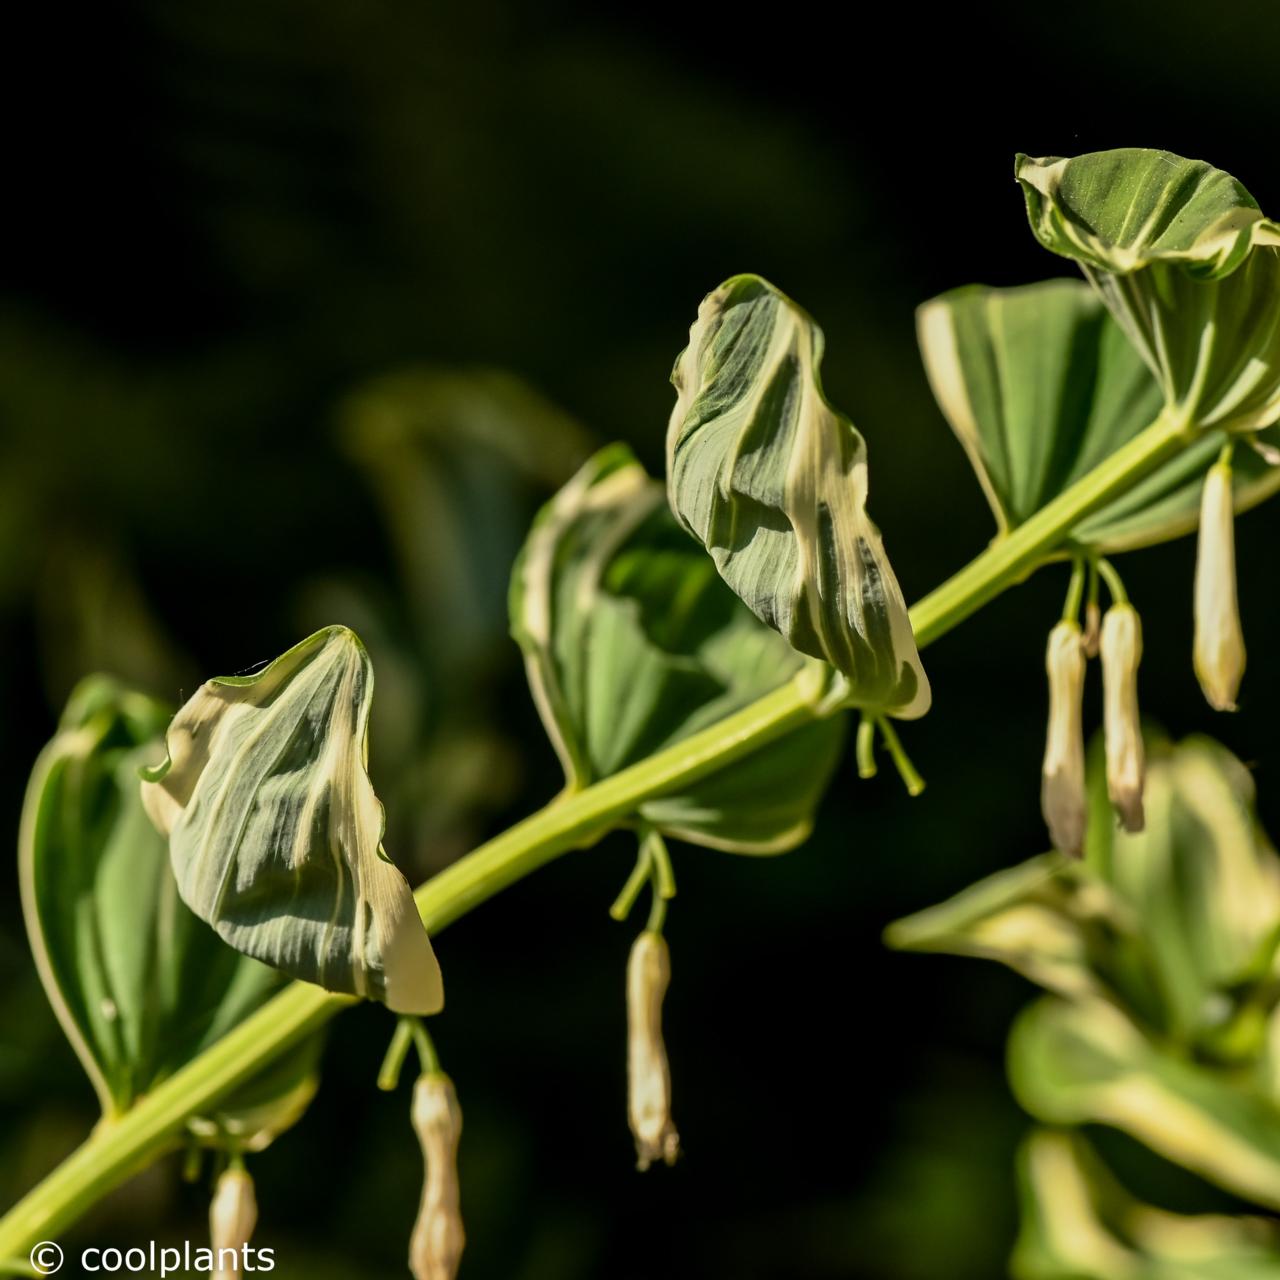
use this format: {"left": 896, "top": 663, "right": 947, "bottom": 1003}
{"left": 1041, "top": 621, "right": 1087, "bottom": 858}
{"left": 627, "top": 931, "right": 679, "bottom": 1170}
{"left": 1194, "top": 458, "right": 1247, "bottom": 711}
{"left": 209, "top": 1167, "right": 257, "bottom": 1280}
{"left": 409, "top": 1073, "right": 465, "bottom": 1280}
{"left": 1100, "top": 604, "right": 1145, "bottom": 832}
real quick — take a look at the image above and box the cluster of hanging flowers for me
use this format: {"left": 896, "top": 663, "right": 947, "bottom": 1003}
{"left": 1039, "top": 561, "right": 1145, "bottom": 858}
{"left": 1040, "top": 447, "right": 1250, "bottom": 857}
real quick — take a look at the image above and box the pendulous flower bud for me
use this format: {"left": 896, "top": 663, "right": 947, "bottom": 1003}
{"left": 210, "top": 1167, "right": 257, "bottom": 1280}
{"left": 1100, "top": 604, "right": 1145, "bottom": 833}
{"left": 627, "top": 931, "right": 680, "bottom": 1170}
{"left": 1194, "top": 460, "right": 1246, "bottom": 711}
{"left": 1041, "top": 621, "right": 1087, "bottom": 859}
{"left": 409, "top": 1073, "right": 465, "bottom": 1280}
{"left": 1082, "top": 601, "right": 1102, "bottom": 659}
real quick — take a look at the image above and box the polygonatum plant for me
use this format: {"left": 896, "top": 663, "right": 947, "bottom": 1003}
{"left": 5, "top": 144, "right": 1280, "bottom": 1279}
{"left": 889, "top": 733, "right": 1280, "bottom": 1276}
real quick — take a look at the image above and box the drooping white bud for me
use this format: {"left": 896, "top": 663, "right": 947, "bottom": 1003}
{"left": 209, "top": 1167, "right": 257, "bottom": 1280}
{"left": 627, "top": 931, "right": 679, "bottom": 1170}
{"left": 1100, "top": 604, "right": 1145, "bottom": 833}
{"left": 1041, "top": 621, "right": 1087, "bottom": 859}
{"left": 1194, "top": 460, "right": 1246, "bottom": 711}
{"left": 1082, "top": 601, "right": 1101, "bottom": 659}
{"left": 409, "top": 1073, "right": 465, "bottom": 1280}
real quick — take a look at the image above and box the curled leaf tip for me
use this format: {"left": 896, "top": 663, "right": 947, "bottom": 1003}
{"left": 667, "top": 274, "right": 929, "bottom": 718}
{"left": 1015, "top": 150, "right": 1280, "bottom": 435}
{"left": 141, "top": 626, "right": 442, "bottom": 1015}
{"left": 1015, "top": 148, "right": 1280, "bottom": 278}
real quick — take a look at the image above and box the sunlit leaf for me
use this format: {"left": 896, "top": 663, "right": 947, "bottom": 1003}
{"left": 141, "top": 627, "right": 442, "bottom": 1014}
{"left": 20, "top": 676, "right": 319, "bottom": 1140}
{"left": 1013, "top": 1127, "right": 1280, "bottom": 1280}
{"left": 1010, "top": 995, "right": 1280, "bottom": 1211}
{"left": 917, "top": 279, "right": 1280, "bottom": 552}
{"left": 666, "top": 274, "right": 929, "bottom": 717}
{"left": 1016, "top": 150, "right": 1280, "bottom": 434}
{"left": 510, "top": 444, "right": 845, "bottom": 853}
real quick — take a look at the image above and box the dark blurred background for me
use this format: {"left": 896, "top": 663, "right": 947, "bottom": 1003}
{"left": 4, "top": 3, "right": 1280, "bottom": 1277}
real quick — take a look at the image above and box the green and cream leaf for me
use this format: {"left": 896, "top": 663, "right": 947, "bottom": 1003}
{"left": 1010, "top": 995, "right": 1280, "bottom": 1212}
{"left": 884, "top": 853, "right": 1118, "bottom": 1002}
{"left": 1015, "top": 149, "right": 1280, "bottom": 435}
{"left": 917, "top": 279, "right": 1280, "bottom": 551}
{"left": 1084, "top": 734, "right": 1280, "bottom": 1046}
{"left": 20, "top": 676, "right": 320, "bottom": 1141}
{"left": 1015, "top": 149, "right": 1280, "bottom": 278}
{"left": 141, "top": 627, "right": 442, "bottom": 1015}
{"left": 510, "top": 444, "right": 845, "bottom": 854}
{"left": 1013, "top": 1128, "right": 1280, "bottom": 1280}
{"left": 667, "top": 274, "right": 929, "bottom": 717}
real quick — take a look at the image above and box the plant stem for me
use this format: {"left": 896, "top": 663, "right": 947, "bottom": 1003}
{"left": 907, "top": 410, "right": 1187, "bottom": 646}
{"left": 0, "top": 410, "right": 1191, "bottom": 1266}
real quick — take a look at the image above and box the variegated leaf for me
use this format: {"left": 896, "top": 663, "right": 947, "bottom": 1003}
{"left": 1016, "top": 150, "right": 1280, "bottom": 278}
{"left": 1010, "top": 995, "right": 1280, "bottom": 1211}
{"left": 1013, "top": 1128, "right": 1280, "bottom": 1280}
{"left": 884, "top": 853, "right": 1118, "bottom": 1002}
{"left": 666, "top": 275, "right": 929, "bottom": 718}
{"left": 1084, "top": 734, "right": 1280, "bottom": 1047}
{"left": 510, "top": 444, "right": 845, "bottom": 853}
{"left": 141, "top": 627, "right": 442, "bottom": 1015}
{"left": 20, "top": 676, "right": 319, "bottom": 1140}
{"left": 917, "top": 279, "right": 1280, "bottom": 553}
{"left": 891, "top": 732, "right": 1280, "bottom": 1050}
{"left": 1016, "top": 150, "right": 1280, "bottom": 435}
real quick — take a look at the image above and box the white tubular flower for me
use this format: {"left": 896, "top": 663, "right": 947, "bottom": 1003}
{"left": 210, "top": 1167, "right": 257, "bottom": 1280}
{"left": 1041, "top": 621, "right": 1087, "bottom": 859}
{"left": 627, "top": 931, "right": 680, "bottom": 1171}
{"left": 410, "top": 1073, "right": 465, "bottom": 1280}
{"left": 1194, "top": 460, "right": 1246, "bottom": 711}
{"left": 1100, "top": 604, "right": 1145, "bottom": 833}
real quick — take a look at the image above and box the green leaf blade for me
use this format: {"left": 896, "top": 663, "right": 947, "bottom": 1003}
{"left": 1013, "top": 1128, "right": 1280, "bottom": 1280}
{"left": 20, "top": 676, "right": 318, "bottom": 1142}
{"left": 1015, "top": 149, "right": 1280, "bottom": 279}
{"left": 1011, "top": 995, "right": 1280, "bottom": 1212}
{"left": 919, "top": 279, "right": 1280, "bottom": 551}
{"left": 511, "top": 444, "right": 846, "bottom": 854}
{"left": 1014, "top": 150, "right": 1280, "bottom": 435}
